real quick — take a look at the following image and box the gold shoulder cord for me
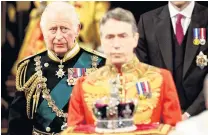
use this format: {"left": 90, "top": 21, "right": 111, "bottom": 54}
{"left": 15, "top": 57, "right": 43, "bottom": 119}
{"left": 16, "top": 60, "right": 40, "bottom": 92}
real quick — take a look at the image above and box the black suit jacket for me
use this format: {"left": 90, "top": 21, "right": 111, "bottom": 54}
{"left": 135, "top": 2, "right": 208, "bottom": 116}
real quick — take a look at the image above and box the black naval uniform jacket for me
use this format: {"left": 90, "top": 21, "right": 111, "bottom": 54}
{"left": 8, "top": 44, "right": 106, "bottom": 135}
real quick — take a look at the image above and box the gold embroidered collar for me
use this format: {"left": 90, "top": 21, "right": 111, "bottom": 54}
{"left": 47, "top": 43, "right": 80, "bottom": 63}
{"left": 106, "top": 56, "right": 141, "bottom": 74}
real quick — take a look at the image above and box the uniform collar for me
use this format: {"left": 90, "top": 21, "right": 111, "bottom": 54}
{"left": 47, "top": 43, "right": 80, "bottom": 63}
{"left": 106, "top": 55, "right": 141, "bottom": 74}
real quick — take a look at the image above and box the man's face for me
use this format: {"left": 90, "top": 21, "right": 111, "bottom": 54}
{"left": 171, "top": 1, "right": 189, "bottom": 8}
{"left": 101, "top": 19, "right": 138, "bottom": 65}
{"left": 42, "top": 13, "right": 79, "bottom": 57}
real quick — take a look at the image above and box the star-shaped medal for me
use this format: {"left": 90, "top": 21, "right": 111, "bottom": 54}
{"left": 56, "top": 68, "right": 65, "bottom": 78}
{"left": 196, "top": 51, "right": 208, "bottom": 69}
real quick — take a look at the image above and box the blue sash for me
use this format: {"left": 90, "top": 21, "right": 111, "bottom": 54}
{"left": 37, "top": 52, "right": 102, "bottom": 128}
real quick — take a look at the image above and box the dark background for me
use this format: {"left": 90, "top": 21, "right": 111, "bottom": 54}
{"left": 1, "top": 1, "right": 208, "bottom": 133}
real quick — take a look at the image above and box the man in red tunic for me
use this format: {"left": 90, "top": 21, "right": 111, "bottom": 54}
{"left": 68, "top": 8, "right": 182, "bottom": 127}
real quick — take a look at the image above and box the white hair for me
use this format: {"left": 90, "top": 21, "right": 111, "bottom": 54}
{"left": 40, "top": 2, "right": 80, "bottom": 32}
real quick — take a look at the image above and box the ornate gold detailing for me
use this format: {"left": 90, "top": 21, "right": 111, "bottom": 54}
{"left": 27, "top": 77, "right": 40, "bottom": 118}
{"left": 106, "top": 56, "right": 139, "bottom": 73}
{"left": 47, "top": 43, "right": 80, "bottom": 63}
{"left": 196, "top": 51, "right": 208, "bottom": 69}
{"left": 33, "top": 56, "right": 68, "bottom": 124}
{"left": 91, "top": 55, "right": 98, "bottom": 68}
{"left": 85, "top": 68, "right": 98, "bottom": 76}
{"left": 83, "top": 56, "right": 162, "bottom": 124}
{"left": 48, "top": 44, "right": 80, "bottom": 79}
{"left": 80, "top": 45, "right": 106, "bottom": 58}
{"left": 42, "top": 88, "right": 68, "bottom": 119}
{"left": 16, "top": 54, "right": 69, "bottom": 120}
{"left": 16, "top": 55, "right": 45, "bottom": 118}
{"left": 41, "top": 81, "right": 68, "bottom": 130}
{"left": 16, "top": 60, "right": 30, "bottom": 91}
{"left": 55, "top": 60, "right": 65, "bottom": 78}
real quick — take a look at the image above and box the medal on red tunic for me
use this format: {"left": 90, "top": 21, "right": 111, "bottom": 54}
{"left": 136, "top": 81, "right": 152, "bottom": 100}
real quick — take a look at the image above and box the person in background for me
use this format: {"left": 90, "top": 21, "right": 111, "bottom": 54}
{"left": 135, "top": 1, "right": 208, "bottom": 120}
{"left": 68, "top": 7, "right": 182, "bottom": 127}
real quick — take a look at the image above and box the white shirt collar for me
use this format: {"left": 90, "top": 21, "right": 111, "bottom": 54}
{"left": 168, "top": 1, "right": 195, "bottom": 18}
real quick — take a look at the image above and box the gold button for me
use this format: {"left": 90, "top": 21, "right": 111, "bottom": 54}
{"left": 46, "top": 127, "right": 51, "bottom": 132}
{"left": 44, "top": 63, "right": 49, "bottom": 67}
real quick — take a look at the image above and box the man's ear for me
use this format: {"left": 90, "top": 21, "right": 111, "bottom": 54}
{"left": 134, "top": 32, "right": 139, "bottom": 41}
{"left": 133, "top": 32, "right": 139, "bottom": 48}
{"left": 76, "top": 24, "right": 81, "bottom": 37}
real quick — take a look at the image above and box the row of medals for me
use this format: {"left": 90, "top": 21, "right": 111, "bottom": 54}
{"left": 193, "top": 28, "right": 207, "bottom": 69}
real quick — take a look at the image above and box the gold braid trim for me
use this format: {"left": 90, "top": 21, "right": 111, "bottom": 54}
{"left": 25, "top": 76, "right": 40, "bottom": 118}
{"left": 19, "top": 64, "right": 24, "bottom": 87}
{"left": 25, "top": 77, "right": 41, "bottom": 119}
{"left": 16, "top": 60, "right": 30, "bottom": 91}
{"left": 16, "top": 55, "right": 45, "bottom": 119}
{"left": 24, "top": 74, "right": 38, "bottom": 92}
{"left": 80, "top": 45, "right": 106, "bottom": 58}
{"left": 16, "top": 59, "right": 40, "bottom": 93}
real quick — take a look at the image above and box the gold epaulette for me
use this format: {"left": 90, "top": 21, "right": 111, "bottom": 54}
{"left": 80, "top": 46, "right": 106, "bottom": 58}
{"left": 17, "top": 50, "right": 46, "bottom": 69}
{"left": 16, "top": 58, "right": 39, "bottom": 92}
{"left": 16, "top": 59, "right": 30, "bottom": 91}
